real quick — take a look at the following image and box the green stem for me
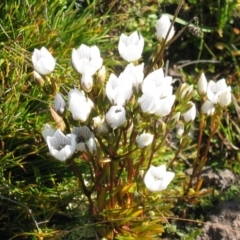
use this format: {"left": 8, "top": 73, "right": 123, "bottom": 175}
{"left": 127, "top": 158, "right": 133, "bottom": 184}
{"left": 135, "top": 150, "right": 146, "bottom": 177}
{"left": 63, "top": 116, "right": 71, "bottom": 133}
{"left": 167, "top": 138, "right": 184, "bottom": 169}
{"left": 184, "top": 113, "right": 220, "bottom": 195}
{"left": 70, "top": 159, "right": 96, "bottom": 214}
{"left": 109, "top": 161, "right": 116, "bottom": 209}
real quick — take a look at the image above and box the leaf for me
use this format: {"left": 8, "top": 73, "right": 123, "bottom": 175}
{"left": 120, "top": 183, "right": 133, "bottom": 198}
{"left": 116, "top": 208, "right": 143, "bottom": 226}
{"left": 50, "top": 106, "right": 65, "bottom": 131}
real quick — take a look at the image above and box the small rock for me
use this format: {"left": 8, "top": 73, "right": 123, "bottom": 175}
{"left": 185, "top": 167, "right": 239, "bottom": 191}
{"left": 197, "top": 199, "right": 240, "bottom": 240}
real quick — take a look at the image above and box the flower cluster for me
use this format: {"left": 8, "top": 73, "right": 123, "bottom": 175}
{"left": 32, "top": 14, "right": 231, "bottom": 196}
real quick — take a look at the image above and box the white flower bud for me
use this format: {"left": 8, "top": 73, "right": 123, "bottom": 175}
{"left": 54, "top": 93, "right": 66, "bottom": 115}
{"left": 180, "top": 83, "right": 193, "bottom": 99}
{"left": 155, "top": 14, "right": 175, "bottom": 42}
{"left": 182, "top": 102, "right": 196, "bottom": 123}
{"left": 96, "top": 65, "right": 106, "bottom": 85}
{"left": 198, "top": 73, "right": 208, "bottom": 95}
{"left": 81, "top": 73, "right": 93, "bottom": 93}
{"left": 33, "top": 70, "right": 45, "bottom": 87}
{"left": 136, "top": 133, "right": 154, "bottom": 149}
{"left": 105, "top": 105, "right": 126, "bottom": 129}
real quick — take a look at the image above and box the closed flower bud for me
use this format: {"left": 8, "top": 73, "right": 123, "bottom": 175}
{"left": 136, "top": 133, "right": 154, "bottom": 148}
{"left": 179, "top": 83, "right": 193, "bottom": 100}
{"left": 105, "top": 105, "right": 126, "bottom": 129}
{"left": 96, "top": 66, "right": 106, "bottom": 85}
{"left": 167, "top": 112, "right": 180, "bottom": 129}
{"left": 54, "top": 93, "right": 66, "bottom": 115}
{"left": 81, "top": 73, "right": 93, "bottom": 93}
{"left": 155, "top": 14, "right": 175, "bottom": 43}
{"left": 182, "top": 102, "right": 196, "bottom": 123}
{"left": 198, "top": 73, "right": 208, "bottom": 95}
{"left": 33, "top": 70, "right": 45, "bottom": 87}
{"left": 86, "top": 133, "right": 97, "bottom": 154}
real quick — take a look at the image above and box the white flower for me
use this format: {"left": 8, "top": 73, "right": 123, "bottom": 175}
{"left": 72, "top": 126, "right": 97, "bottom": 153}
{"left": 200, "top": 77, "right": 231, "bottom": 115}
{"left": 217, "top": 89, "right": 231, "bottom": 107}
{"left": 207, "top": 79, "right": 231, "bottom": 105}
{"left": 136, "top": 133, "right": 154, "bottom": 148}
{"left": 32, "top": 47, "right": 56, "bottom": 75}
{"left": 68, "top": 89, "right": 94, "bottom": 121}
{"left": 106, "top": 72, "right": 133, "bottom": 106}
{"left": 182, "top": 102, "right": 196, "bottom": 123}
{"left": 144, "top": 165, "right": 175, "bottom": 192}
{"left": 42, "top": 124, "right": 56, "bottom": 142}
{"left": 201, "top": 100, "right": 215, "bottom": 115}
{"left": 197, "top": 73, "right": 208, "bottom": 95}
{"left": 46, "top": 129, "right": 76, "bottom": 161}
{"left": 105, "top": 105, "right": 126, "bottom": 129}
{"left": 155, "top": 95, "right": 176, "bottom": 117}
{"left": 71, "top": 44, "right": 103, "bottom": 76}
{"left": 138, "top": 92, "right": 175, "bottom": 117}
{"left": 141, "top": 68, "right": 172, "bottom": 95}
{"left": 139, "top": 68, "right": 175, "bottom": 117}
{"left": 93, "top": 116, "right": 109, "bottom": 134}
{"left": 72, "top": 44, "right": 103, "bottom": 92}
{"left": 118, "top": 31, "right": 144, "bottom": 62}
{"left": 155, "top": 14, "right": 175, "bottom": 42}
{"left": 54, "top": 93, "right": 66, "bottom": 115}
{"left": 123, "top": 63, "right": 144, "bottom": 92}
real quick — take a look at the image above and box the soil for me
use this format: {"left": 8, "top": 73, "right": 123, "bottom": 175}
{"left": 185, "top": 167, "right": 240, "bottom": 240}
